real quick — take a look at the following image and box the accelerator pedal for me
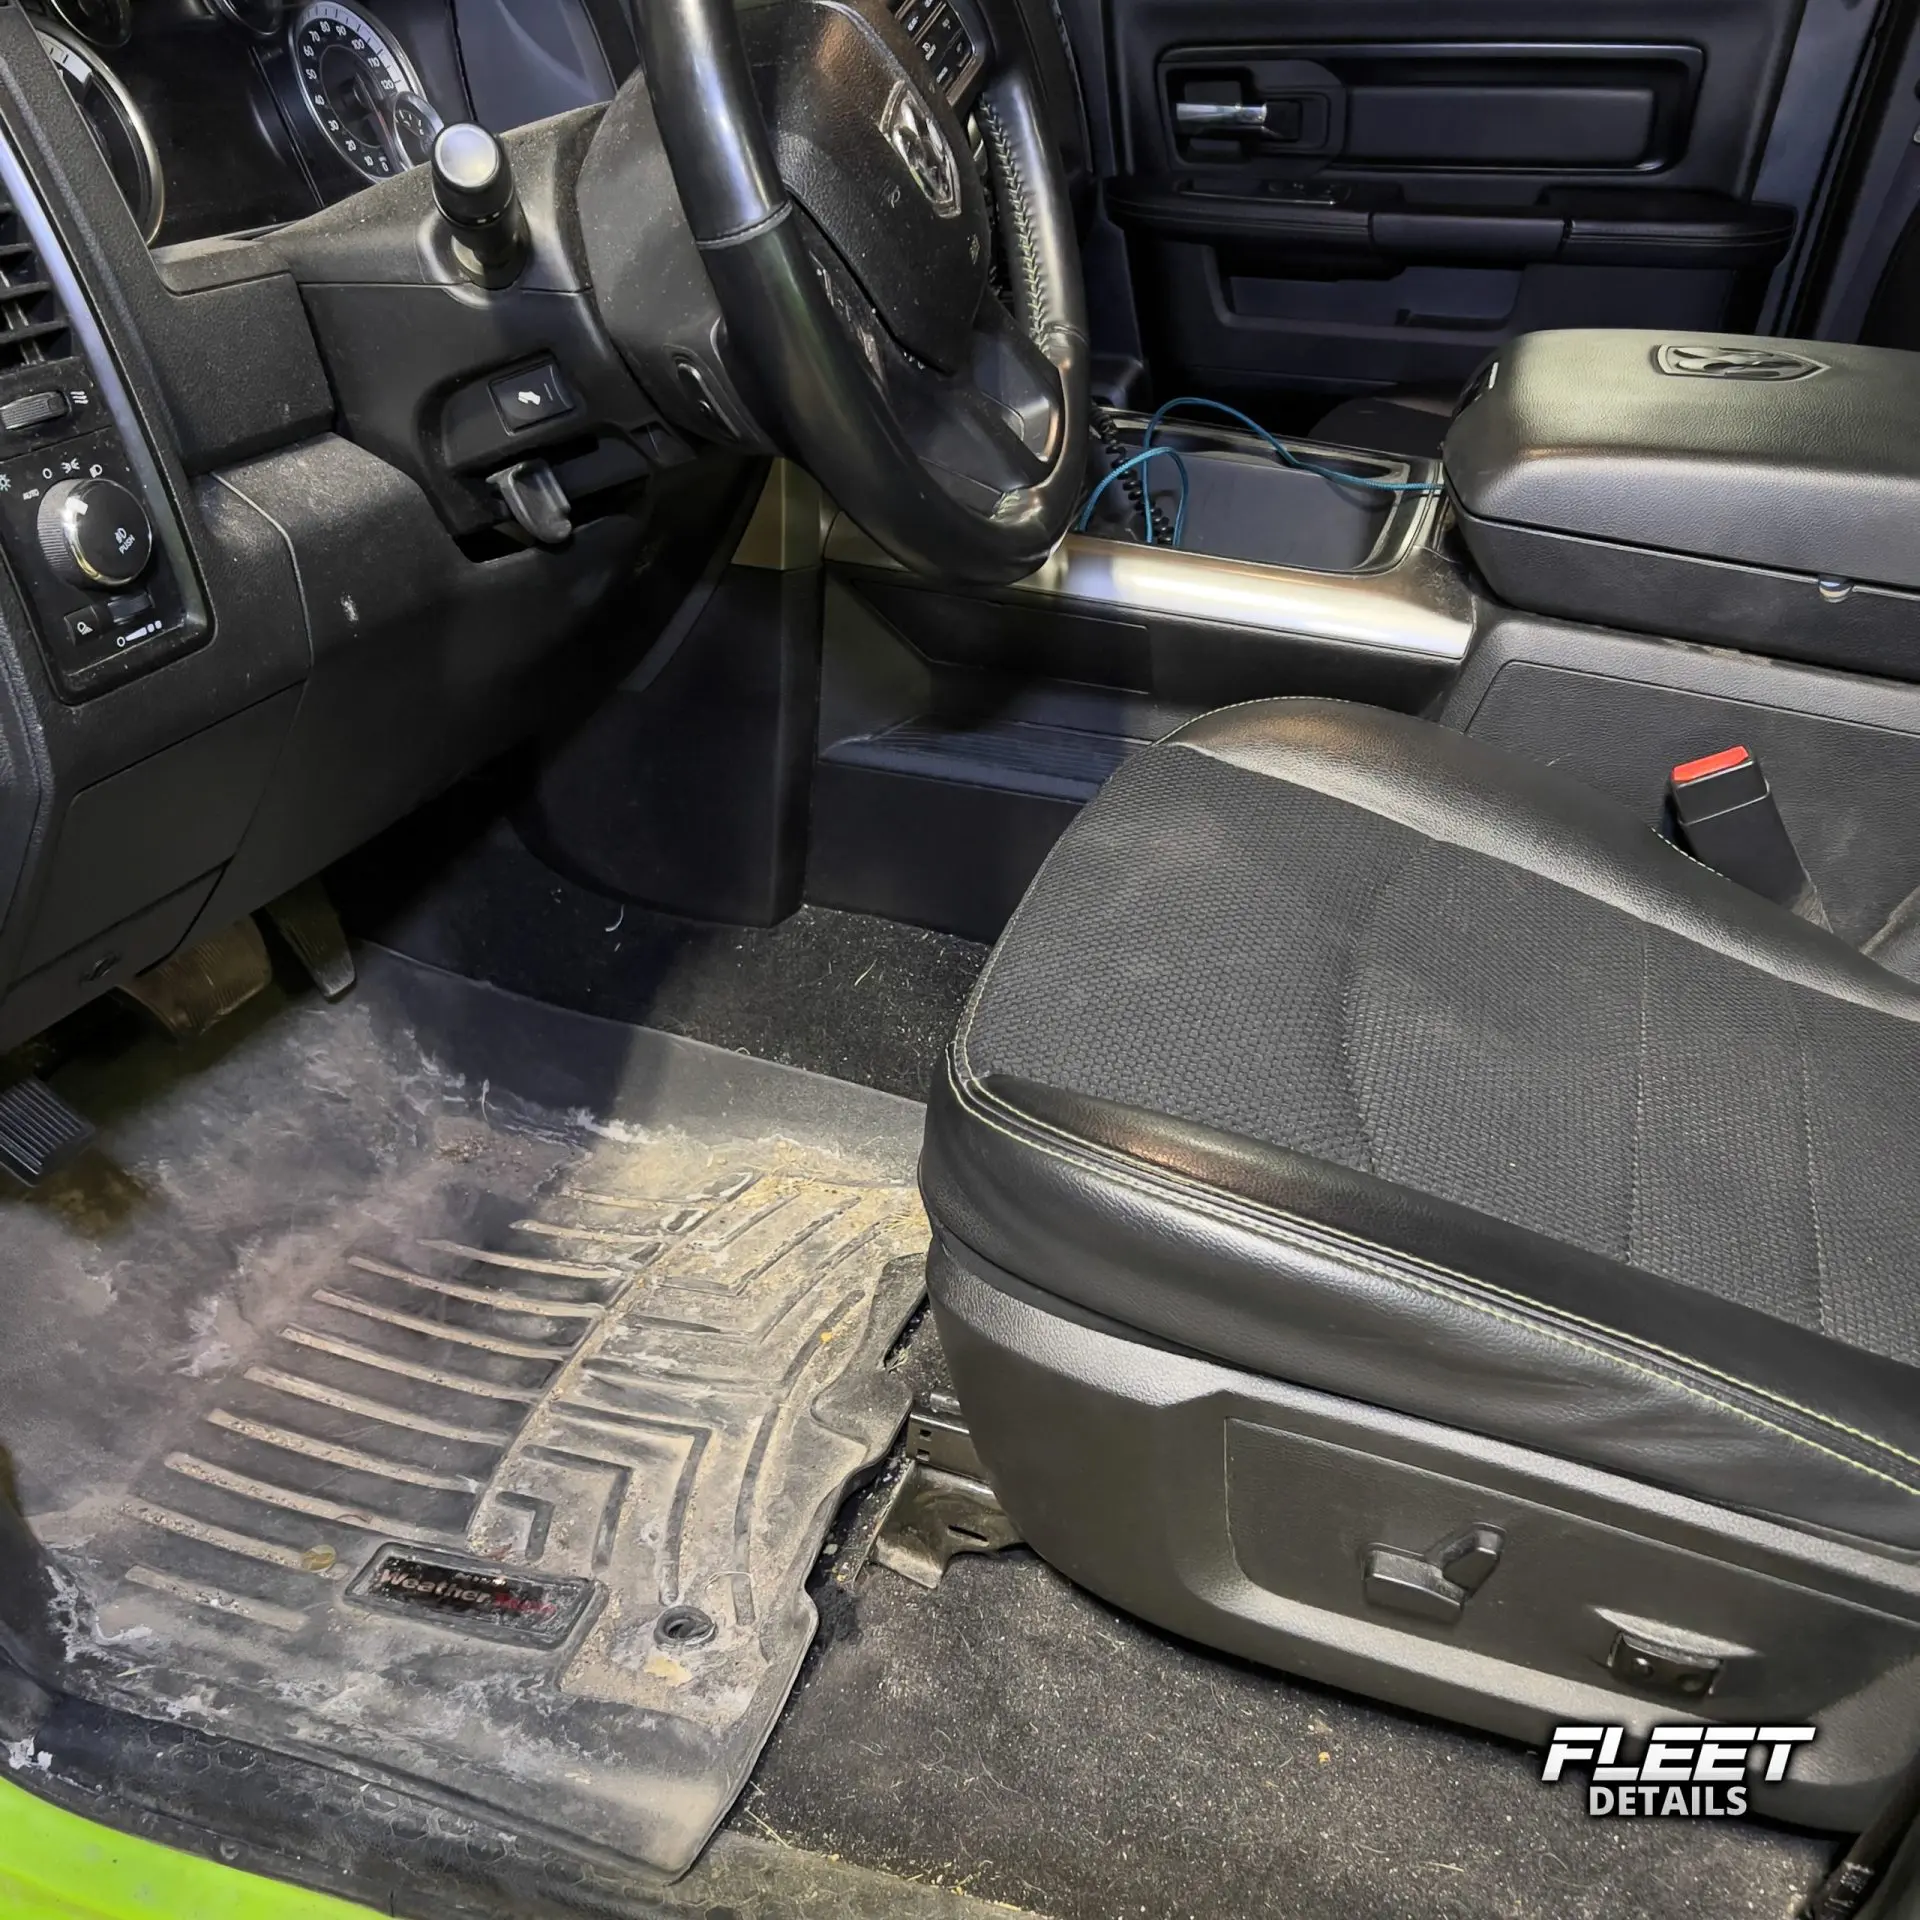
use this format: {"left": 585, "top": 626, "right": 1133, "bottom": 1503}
{"left": 264, "top": 878, "right": 356, "bottom": 1000}
{"left": 120, "top": 917, "right": 274, "bottom": 1041}
{"left": 0, "top": 1075, "right": 93, "bottom": 1185}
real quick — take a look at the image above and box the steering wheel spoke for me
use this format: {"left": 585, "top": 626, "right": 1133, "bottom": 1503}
{"left": 894, "top": 291, "right": 1063, "bottom": 505}
{"left": 969, "top": 288, "right": 1066, "bottom": 458}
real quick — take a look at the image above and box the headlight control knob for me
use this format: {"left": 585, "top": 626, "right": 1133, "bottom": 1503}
{"left": 37, "top": 476, "right": 153, "bottom": 589}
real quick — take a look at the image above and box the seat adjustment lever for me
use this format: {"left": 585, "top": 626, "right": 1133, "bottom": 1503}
{"left": 1363, "top": 1524, "right": 1504, "bottom": 1624}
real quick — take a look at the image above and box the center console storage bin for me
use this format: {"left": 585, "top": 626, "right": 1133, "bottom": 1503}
{"left": 1445, "top": 329, "right": 1920, "bottom": 678}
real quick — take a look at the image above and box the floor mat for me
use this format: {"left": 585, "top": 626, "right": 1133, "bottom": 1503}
{"left": 6, "top": 948, "right": 928, "bottom": 1878}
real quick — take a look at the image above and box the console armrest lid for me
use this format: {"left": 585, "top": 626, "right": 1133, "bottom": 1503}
{"left": 1444, "top": 329, "right": 1920, "bottom": 592}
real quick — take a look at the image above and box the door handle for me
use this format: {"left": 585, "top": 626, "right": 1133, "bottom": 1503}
{"left": 1175, "top": 101, "right": 1269, "bottom": 130}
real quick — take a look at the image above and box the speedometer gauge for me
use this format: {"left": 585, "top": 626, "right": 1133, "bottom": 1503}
{"left": 288, "top": 2, "right": 430, "bottom": 180}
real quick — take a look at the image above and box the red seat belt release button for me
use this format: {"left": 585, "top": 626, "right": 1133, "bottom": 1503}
{"left": 1668, "top": 745, "right": 1819, "bottom": 918}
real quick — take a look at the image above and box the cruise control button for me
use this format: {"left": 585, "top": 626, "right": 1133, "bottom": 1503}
{"left": 489, "top": 362, "right": 575, "bottom": 434}
{"left": 0, "top": 390, "right": 68, "bottom": 435}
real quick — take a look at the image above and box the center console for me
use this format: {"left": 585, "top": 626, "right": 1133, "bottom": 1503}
{"left": 1432, "top": 326, "right": 1920, "bottom": 965}
{"left": 812, "top": 413, "right": 1474, "bottom": 937}
{"left": 1445, "top": 328, "right": 1920, "bottom": 682}
{"left": 813, "top": 326, "right": 1920, "bottom": 959}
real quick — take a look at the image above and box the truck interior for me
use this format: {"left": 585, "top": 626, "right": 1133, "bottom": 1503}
{"left": 5, "top": 1, "right": 1920, "bottom": 1916}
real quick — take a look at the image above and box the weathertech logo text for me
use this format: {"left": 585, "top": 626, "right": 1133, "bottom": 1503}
{"left": 1543, "top": 1725, "right": 1817, "bottom": 1817}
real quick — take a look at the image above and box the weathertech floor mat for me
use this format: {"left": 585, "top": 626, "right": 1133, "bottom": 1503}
{"left": 5, "top": 948, "right": 928, "bottom": 1878}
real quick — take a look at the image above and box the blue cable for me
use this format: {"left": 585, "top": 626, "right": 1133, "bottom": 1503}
{"left": 1076, "top": 445, "right": 1191, "bottom": 546}
{"left": 1143, "top": 395, "right": 1445, "bottom": 495}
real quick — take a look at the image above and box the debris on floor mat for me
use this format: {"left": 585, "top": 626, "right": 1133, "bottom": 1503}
{"left": 5, "top": 948, "right": 929, "bottom": 1878}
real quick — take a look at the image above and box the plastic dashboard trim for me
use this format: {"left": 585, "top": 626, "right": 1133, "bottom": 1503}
{"left": 0, "top": 124, "right": 208, "bottom": 691}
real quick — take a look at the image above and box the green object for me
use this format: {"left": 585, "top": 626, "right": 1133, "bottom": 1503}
{"left": 0, "top": 1776, "right": 371, "bottom": 1919}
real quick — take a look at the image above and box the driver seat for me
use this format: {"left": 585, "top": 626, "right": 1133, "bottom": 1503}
{"left": 920, "top": 698, "right": 1920, "bottom": 1828}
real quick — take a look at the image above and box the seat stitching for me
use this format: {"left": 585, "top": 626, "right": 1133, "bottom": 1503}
{"left": 977, "top": 96, "right": 1046, "bottom": 341}
{"left": 947, "top": 1058, "right": 1920, "bottom": 1489}
{"left": 1336, "top": 932, "right": 1375, "bottom": 1175}
{"left": 1339, "top": 840, "right": 1425, "bottom": 1177}
{"left": 954, "top": 1062, "right": 1920, "bottom": 1490}
{"left": 1626, "top": 919, "right": 1650, "bottom": 1269}
{"left": 1791, "top": 994, "right": 1831, "bottom": 1338}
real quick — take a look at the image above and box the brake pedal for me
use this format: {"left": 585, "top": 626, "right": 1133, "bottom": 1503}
{"left": 263, "top": 878, "right": 356, "bottom": 1000}
{"left": 0, "top": 1075, "right": 93, "bottom": 1185}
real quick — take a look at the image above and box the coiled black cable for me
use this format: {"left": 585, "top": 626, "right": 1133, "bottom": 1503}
{"left": 1092, "top": 408, "right": 1174, "bottom": 544}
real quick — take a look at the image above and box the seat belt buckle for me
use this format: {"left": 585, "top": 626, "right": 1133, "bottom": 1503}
{"left": 1668, "top": 746, "right": 1825, "bottom": 925}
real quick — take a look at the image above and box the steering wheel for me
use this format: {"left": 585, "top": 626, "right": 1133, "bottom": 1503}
{"left": 633, "top": 0, "right": 1089, "bottom": 586}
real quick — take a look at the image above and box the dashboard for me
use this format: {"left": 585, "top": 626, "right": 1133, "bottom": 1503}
{"left": 20, "top": 0, "right": 637, "bottom": 248}
{"left": 0, "top": 0, "right": 766, "bottom": 1059}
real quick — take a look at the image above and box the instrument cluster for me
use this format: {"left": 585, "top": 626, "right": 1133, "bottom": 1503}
{"left": 29, "top": 0, "right": 452, "bottom": 247}
{"left": 284, "top": 1, "right": 442, "bottom": 180}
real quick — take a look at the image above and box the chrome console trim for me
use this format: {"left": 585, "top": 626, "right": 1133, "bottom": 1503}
{"left": 826, "top": 482, "right": 1480, "bottom": 665}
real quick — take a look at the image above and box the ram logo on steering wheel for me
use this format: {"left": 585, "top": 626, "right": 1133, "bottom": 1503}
{"left": 881, "top": 78, "right": 960, "bottom": 218}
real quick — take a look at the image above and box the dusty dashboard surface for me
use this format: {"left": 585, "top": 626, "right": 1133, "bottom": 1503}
{"left": 26, "top": 0, "right": 630, "bottom": 247}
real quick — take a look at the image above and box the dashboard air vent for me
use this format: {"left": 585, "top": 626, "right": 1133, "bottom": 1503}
{"left": 0, "top": 198, "right": 70, "bottom": 370}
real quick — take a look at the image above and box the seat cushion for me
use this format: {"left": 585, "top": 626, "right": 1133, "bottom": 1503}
{"left": 1312, "top": 384, "right": 1459, "bottom": 460}
{"left": 921, "top": 699, "right": 1920, "bottom": 1546}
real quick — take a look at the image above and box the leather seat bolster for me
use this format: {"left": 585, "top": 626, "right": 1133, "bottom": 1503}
{"left": 921, "top": 1061, "right": 1920, "bottom": 1548}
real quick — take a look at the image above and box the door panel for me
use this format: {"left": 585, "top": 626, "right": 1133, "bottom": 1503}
{"left": 1095, "top": 0, "right": 1813, "bottom": 406}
